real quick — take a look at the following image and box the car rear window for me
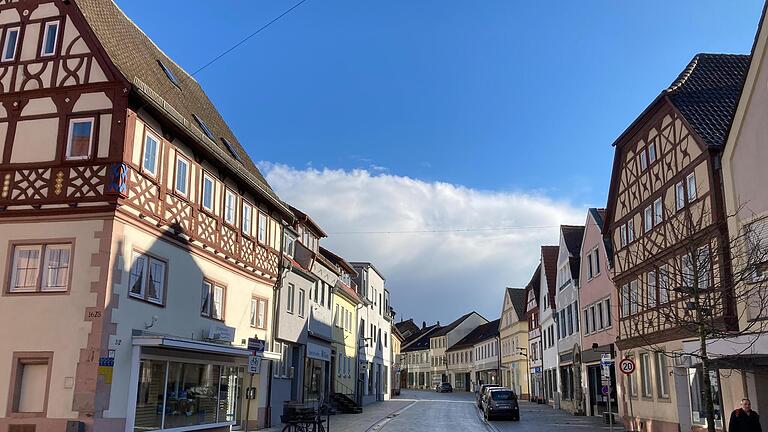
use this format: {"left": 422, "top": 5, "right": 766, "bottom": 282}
{"left": 491, "top": 391, "right": 516, "bottom": 401}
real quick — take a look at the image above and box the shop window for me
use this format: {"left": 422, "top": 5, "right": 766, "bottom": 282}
{"left": 133, "top": 359, "right": 242, "bottom": 431}
{"left": 689, "top": 366, "right": 723, "bottom": 428}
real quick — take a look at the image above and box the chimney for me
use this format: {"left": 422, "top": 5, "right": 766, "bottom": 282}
{"left": 437, "top": 321, "right": 440, "bottom": 326}
{"left": 422, "top": 321, "right": 426, "bottom": 329}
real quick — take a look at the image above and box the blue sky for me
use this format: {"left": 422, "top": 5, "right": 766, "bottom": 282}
{"left": 118, "top": 0, "right": 763, "bottom": 206}
{"left": 115, "top": 0, "right": 765, "bottom": 322}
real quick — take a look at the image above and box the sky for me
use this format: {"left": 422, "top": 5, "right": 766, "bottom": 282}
{"left": 116, "top": 0, "right": 764, "bottom": 324}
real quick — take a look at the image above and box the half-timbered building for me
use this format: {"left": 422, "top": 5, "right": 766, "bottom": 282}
{"left": 525, "top": 263, "right": 543, "bottom": 403}
{"left": 0, "top": 0, "right": 293, "bottom": 431}
{"left": 605, "top": 53, "right": 749, "bottom": 432}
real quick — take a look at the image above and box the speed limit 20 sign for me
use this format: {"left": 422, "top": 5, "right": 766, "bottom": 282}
{"left": 619, "top": 358, "right": 636, "bottom": 375}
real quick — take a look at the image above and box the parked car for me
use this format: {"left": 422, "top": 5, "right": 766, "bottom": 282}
{"left": 479, "top": 385, "right": 505, "bottom": 410}
{"left": 483, "top": 388, "right": 520, "bottom": 421}
{"left": 476, "top": 384, "right": 502, "bottom": 409}
{"left": 436, "top": 382, "right": 453, "bottom": 393}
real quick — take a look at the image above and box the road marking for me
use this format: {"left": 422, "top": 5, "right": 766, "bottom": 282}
{"left": 365, "top": 401, "right": 418, "bottom": 432}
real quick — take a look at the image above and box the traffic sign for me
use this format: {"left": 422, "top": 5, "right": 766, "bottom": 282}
{"left": 602, "top": 385, "right": 610, "bottom": 396}
{"left": 601, "top": 353, "right": 612, "bottom": 366}
{"left": 248, "top": 337, "right": 265, "bottom": 355}
{"left": 619, "top": 358, "right": 636, "bottom": 375}
{"left": 248, "top": 355, "right": 262, "bottom": 374}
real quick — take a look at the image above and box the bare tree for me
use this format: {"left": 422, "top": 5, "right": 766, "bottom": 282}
{"left": 615, "top": 196, "right": 768, "bottom": 432}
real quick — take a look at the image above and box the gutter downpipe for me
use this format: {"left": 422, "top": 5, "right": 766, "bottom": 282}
{"left": 266, "top": 256, "right": 292, "bottom": 428}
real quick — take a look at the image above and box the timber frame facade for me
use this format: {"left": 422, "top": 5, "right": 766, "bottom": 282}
{"left": 0, "top": 1, "right": 293, "bottom": 431}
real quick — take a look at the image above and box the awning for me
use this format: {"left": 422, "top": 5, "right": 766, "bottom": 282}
{"left": 133, "top": 335, "right": 252, "bottom": 357}
{"left": 681, "top": 333, "right": 768, "bottom": 365}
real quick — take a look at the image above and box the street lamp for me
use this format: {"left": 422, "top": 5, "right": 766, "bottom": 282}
{"left": 517, "top": 347, "right": 530, "bottom": 400}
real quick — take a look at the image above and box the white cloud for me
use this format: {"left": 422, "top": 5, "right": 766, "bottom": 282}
{"left": 261, "top": 163, "right": 586, "bottom": 324}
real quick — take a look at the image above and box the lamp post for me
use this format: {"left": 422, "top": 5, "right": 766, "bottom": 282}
{"left": 517, "top": 347, "right": 530, "bottom": 400}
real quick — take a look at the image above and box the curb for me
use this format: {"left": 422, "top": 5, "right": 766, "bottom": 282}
{"left": 363, "top": 401, "right": 418, "bottom": 432}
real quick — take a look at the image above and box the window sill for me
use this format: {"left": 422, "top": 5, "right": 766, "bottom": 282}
{"left": 9, "top": 411, "right": 46, "bottom": 419}
{"left": 128, "top": 294, "right": 165, "bottom": 308}
{"left": 202, "top": 315, "right": 224, "bottom": 322}
{"left": 4, "top": 289, "right": 70, "bottom": 296}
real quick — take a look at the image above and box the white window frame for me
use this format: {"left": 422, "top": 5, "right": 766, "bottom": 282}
{"left": 627, "top": 219, "right": 635, "bottom": 242}
{"left": 676, "top": 181, "right": 686, "bottom": 211}
{"left": 656, "top": 352, "right": 669, "bottom": 398}
{"left": 128, "top": 251, "right": 165, "bottom": 305}
{"left": 640, "top": 352, "right": 652, "bottom": 397}
{"left": 40, "top": 20, "right": 60, "bottom": 57}
{"left": 65, "top": 118, "right": 95, "bottom": 160}
{"left": 9, "top": 245, "right": 42, "bottom": 293}
{"left": 648, "top": 142, "right": 657, "bottom": 163}
{"left": 647, "top": 271, "right": 657, "bottom": 308}
{"left": 242, "top": 202, "right": 253, "bottom": 236}
{"left": 174, "top": 155, "right": 190, "bottom": 197}
{"left": 224, "top": 189, "right": 237, "bottom": 226}
{"left": 654, "top": 198, "right": 663, "bottom": 226}
{"left": 258, "top": 212, "right": 268, "bottom": 244}
{"left": 40, "top": 244, "right": 72, "bottom": 292}
{"left": 644, "top": 206, "right": 653, "bottom": 233}
{"left": 286, "top": 283, "right": 295, "bottom": 313}
{"left": 639, "top": 149, "right": 648, "bottom": 171}
{"left": 201, "top": 173, "right": 215, "bottom": 213}
{"left": 2, "top": 27, "right": 19, "bottom": 62}
{"left": 298, "top": 288, "right": 305, "bottom": 317}
{"left": 619, "top": 225, "right": 628, "bottom": 248}
{"left": 142, "top": 130, "right": 160, "bottom": 177}
{"left": 687, "top": 173, "right": 697, "bottom": 202}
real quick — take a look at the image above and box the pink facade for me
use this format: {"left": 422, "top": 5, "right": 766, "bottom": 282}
{"left": 578, "top": 209, "right": 619, "bottom": 349}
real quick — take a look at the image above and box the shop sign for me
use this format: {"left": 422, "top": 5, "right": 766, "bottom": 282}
{"left": 207, "top": 324, "right": 235, "bottom": 342}
{"left": 307, "top": 342, "right": 331, "bottom": 361}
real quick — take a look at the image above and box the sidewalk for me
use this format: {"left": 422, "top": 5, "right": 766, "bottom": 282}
{"left": 261, "top": 399, "right": 414, "bottom": 432}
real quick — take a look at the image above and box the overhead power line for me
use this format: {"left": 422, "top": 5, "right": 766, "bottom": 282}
{"left": 327, "top": 225, "right": 563, "bottom": 235}
{"left": 191, "top": 0, "right": 310, "bottom": 76}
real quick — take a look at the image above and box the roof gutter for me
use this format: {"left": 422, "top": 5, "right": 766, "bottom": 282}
{"left": 131, "top": 77, "right": 294, "bottom": 222}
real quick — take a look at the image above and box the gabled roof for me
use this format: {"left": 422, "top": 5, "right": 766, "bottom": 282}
{"left": 561, "top": 225, "right": 585, "bottom": 256}
{"left": 525, "top": 263, "right": 541, "bottom": 309}
{"left": 320, "top": 247, "right": 358, "bottom": 277}
{"left": 395, "top": 319, "right": 422, "bottom": 340}
{"left": 74, "top": 0, "right": 290, "bottom": 216}
{"left": 447, "top": 319, "right": 500, "bottom": 352}
{"left": 291, "top": 206, "right": 328, "bottom": 238}
{"left": 350, "top": 262, "right": 386, "bottom": 281}
{"left": 431, "top": 312, "right": 478, "bottom": 338}
{"left": 401, "top": 325, "right": 440, "bottom": 352}
{"left": 665, "top": 54, "right": 750, "bottom": 148}
{"left": 587, "top": 208, "right": 614, "bottom": 264}
{"left": 506, "top": 288, "right": 527, "bottom": 319}
{"left": 541, "top": 246, "right": 559, "bottom": 304}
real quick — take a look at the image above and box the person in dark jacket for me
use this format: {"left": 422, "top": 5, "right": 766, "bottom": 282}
{"left": 729, "top": 398, "right": 762, "bottom": 432}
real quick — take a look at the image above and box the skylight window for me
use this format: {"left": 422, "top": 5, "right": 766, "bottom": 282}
{"left": 221, "top": 137, "right": 242, "bottom": 163}
{"left": 192, "top": 114, "right": 215, "bottom": 140}
{"left": 158, "top": 60, "right": 181, "bottom": 89}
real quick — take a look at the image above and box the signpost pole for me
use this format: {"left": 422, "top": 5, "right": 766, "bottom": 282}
{"left": 608, "top": 389, "right": 613, "bottom": 432}
{"left": 244, "top": 372, "right": 254, "bottom": 432}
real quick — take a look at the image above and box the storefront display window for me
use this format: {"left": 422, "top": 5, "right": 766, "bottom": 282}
{"left": 133, "top": 358, "right": 243, "bottom": 431}
{"left": 689, "top": 366, "right": 723, "bottom": 429}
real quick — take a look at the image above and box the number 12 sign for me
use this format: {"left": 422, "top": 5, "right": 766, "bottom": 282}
{"left": 619, "top": 358, "right": 636, "bottom": 375}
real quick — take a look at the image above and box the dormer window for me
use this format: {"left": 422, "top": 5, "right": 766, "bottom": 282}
{"left": 2, "top": 27, "right": 19, "bottom": 62}
{"left": 41, "top": 21, "right": 59, "bottom": 57}
{"left": 221, "top": 137, "right": 242, "bottom": 163}
{"left": 158, "top": 60, "right": 181, "bottom": 89}
{"left": 192, "top": 114, "right": 214, "bottom": 140}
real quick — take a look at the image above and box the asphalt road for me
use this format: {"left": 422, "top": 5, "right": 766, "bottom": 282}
{"left": 376, "top": 390, "right": 624, "bottom": 432}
